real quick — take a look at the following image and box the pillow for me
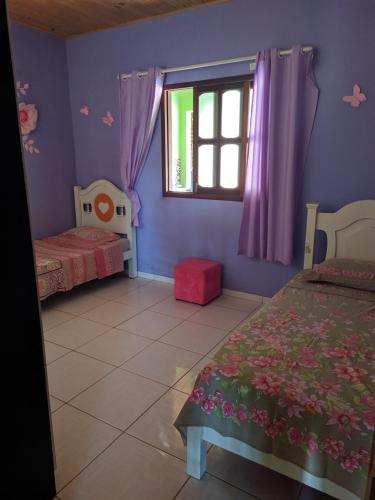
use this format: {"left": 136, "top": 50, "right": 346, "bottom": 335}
{"left": 303, "top": 258, "right": 375, "bottom": 292}
{"left": 61, "top": 226, "right": 120, "bottom": 244}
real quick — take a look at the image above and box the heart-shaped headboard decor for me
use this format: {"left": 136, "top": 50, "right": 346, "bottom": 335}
{"left": 98, "top": 202, "right": 110, "bottom": 214}
{"left": 94, "top": 193, "right": 114, "bottom": 222}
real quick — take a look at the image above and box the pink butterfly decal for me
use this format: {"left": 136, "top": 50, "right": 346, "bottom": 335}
{"left": 80, "top": 104, "right": 90, "bottom": 115}
{"left": 102, "top": 111, "right": 114, "bottom": 127}
{"left": 342, "top": 84, "right": 367, "bottom": 108}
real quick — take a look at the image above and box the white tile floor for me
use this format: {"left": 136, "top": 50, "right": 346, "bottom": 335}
{"left": 42, "top": 274, "right": 332, "bottom": 500}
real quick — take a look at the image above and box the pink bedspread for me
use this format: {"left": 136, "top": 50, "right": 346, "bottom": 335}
{"left": 35, "top": 232, "right": 124, "bottom": 298}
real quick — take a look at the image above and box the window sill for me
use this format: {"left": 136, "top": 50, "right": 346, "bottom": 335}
{"left": 163, "top": 191, "right": 243, "bottom": 202}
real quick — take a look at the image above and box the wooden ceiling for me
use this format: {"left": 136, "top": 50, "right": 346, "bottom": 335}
{"left": 7, "top": 0, "right": 227, "bottom": 38}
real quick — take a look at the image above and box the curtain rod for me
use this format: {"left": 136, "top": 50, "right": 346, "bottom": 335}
{"left": 119, "top": 45, "right": 313, "bottom": 80}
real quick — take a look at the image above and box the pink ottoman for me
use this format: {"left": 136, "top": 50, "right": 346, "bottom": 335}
{"left": 174, "top": 258, "right": 222, "bottom": 305}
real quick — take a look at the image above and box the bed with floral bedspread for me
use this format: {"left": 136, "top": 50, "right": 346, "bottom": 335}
{"left": 175, "top": 269, "right": 375, "bottom": 499}
{"left": 35, "top": 226, "right": 124, "bottom": 300}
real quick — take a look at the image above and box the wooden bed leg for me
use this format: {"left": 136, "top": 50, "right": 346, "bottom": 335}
{"left": 187, "top": 427, "right": 207, "bottom": 479}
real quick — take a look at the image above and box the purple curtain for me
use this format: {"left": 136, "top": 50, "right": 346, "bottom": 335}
{"left": 120, "top": 67, "right": 164, "bottom": 226}
{"left": 238, "top": 45, "right": 319, "bottom": 264}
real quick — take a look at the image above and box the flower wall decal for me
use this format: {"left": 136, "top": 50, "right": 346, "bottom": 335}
{"left": 16, "top": 80, "right": 29, "bottom": 98}
{"left": 102, "top": 111, "right": 114, "bottom": 126}
{"left": 16, "top": 81, "right": 41, "bottom": 154}
{"left": 342, "top": 84, "right": 367, "bottom": 108}
{"left": 22, "top": 137, "right": 40, "bottom": 155}
{"left": 80, "top": 104, "right": 90, "bottom": 115}
{"left": 19, "top": 102, "right": 38, "bottom": 135}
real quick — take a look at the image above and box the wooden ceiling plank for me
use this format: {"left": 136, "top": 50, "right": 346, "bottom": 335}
{"left": 8, "top": 0, "right": 228, "bottom": 38}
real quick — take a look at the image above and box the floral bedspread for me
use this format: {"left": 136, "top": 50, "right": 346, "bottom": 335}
{"left": 34, "top": 233, "right": 124, "bottom": 300}
{"left": 36, "top": 255, "right": 64, "bottom": 299}
{"left": 37, "top": 267, "right": 66, "bottom": 300}
{"left": 41, "top": 233, "right": 124, "bottom": 280}
{"left": 36, "top": 255, "right": 62, "bottom": 275}
{"left": 175, "top": 272, "right": 375, "bottom": 499}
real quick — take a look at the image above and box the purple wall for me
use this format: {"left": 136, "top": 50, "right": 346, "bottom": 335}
{"left": 10, "top": 23, "right": 76, "bottom": 239}
{"left": 65, "top": 0, "right": 374, "bottom": 296}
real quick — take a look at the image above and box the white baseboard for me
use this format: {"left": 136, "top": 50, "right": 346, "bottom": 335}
{"left": 222, "top": 288, "right": 270, "bottom": 303}
{"left": 137, "top": 271, "right": 271, "bottom": 303}
{"left": 137, "top": 271, "right": 174, "bottom": 284}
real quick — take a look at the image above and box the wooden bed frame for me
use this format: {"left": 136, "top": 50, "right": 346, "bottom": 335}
{"left": 74, "top": 179, "right": 137, "bottom": 278}
{"left": 186, "top": 199, "right": 375, "bottom": 500}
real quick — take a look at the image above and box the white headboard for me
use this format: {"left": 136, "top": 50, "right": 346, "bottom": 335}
{"left": 73, "top": 179, "right": 137, "bottom": 277}
{"left": 304, "top": 200, "right": 375, "bottom": 269}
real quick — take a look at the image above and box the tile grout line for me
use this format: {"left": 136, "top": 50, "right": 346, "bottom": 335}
{"left": 111, "top": 284, "right": 174, "bottom": 303}
{"left": 124, "top": 432, "right": 187, "bottom": 463}
{"left": 54, "top": 349, "right": 253, "bottom": 488}
{"left": 52, "top": 360, "right": 119, "bottom": 405}
{"left": 47, "top": 300, "right": 259, "bottom": 402}
{"left": 204, "top": 470, "right": 262, "bottom": 500}
{"left": 45, "top": 322, "right": 114, "bottom": 354}
{"left": 41, "top": 276, "right": 133, "bottom": 316}
{"left": 153, "top": 337, "right": 227, "bottom": 357}
{"left": 92, "top": 279, "right": 172, "bottom": 302}
{"left": 169, "top": 308, "right": 262, "bottom": 393}
{"left": 45, "top": 274, "right": 158, "bottom": 306}
{"left": 195, "top": 308, "right": 261, "bottom": 359}
{"left": 46, "top": 349, "right": 72, "bottom": 366}
{"left": 57, "top": 327, "right": 279, "bottom": 496}
{"left": 66, "top": 363, "right": 170, "bottom": 436}
{"left": 73, "top": 303, "right": 189, "bottom": 369}
{"left": 77, "top": 290, "right": 177, "bottom": 328}
{"left": 57, "top": 420, "right": 263, "bottom": 500}
{"left": 170, "top": 308, "right": 261, "bottom": 393}
{"left": 172, "top": 386, "right": 191, "bottom": 396}
{"left": 56, "top": 413, "right": 185, "bottom": 495}
{"left": 46, "top": 294, "right": 110, "bottom": 315}
{"left": 44, "top": 279, "right": 184, "bottom": 494}
{"left": 49, "top": 342, "right": 179, "bottom": 398}
{"left": 63, "top": 296, "right": 217, "bottom": 386}
{"left": 172, "top": 476, "right": 191, "bottom": 500}
{"left": 53, "top": 338, "right": 209, "bottom": 491}
{"left": 57, "top": 427, "right": 187, "bottom": 495}
{"left": 42, "top": 314, "right": 77, "bottom": 332}
{"left": 50, "top": 335, "right": 187, "bottom": 407}
{"left": 45, "top": 288, "right": 178, "bottom": 355}
{"left": 64, "top": 350, "right": 187, "bottom": 435}
{"left": 49, "top": 338, "right": 172, "bottom": 405}
{"left": 206, "top": 469, "right": 263, "bottom": 500}
{"left": 48, "top": 305, "right": 257, "bottom": 403}
{"left": 45, "top": 291, "right": 256, "bottom": 352}
{"left": 43, "top": 276, "right": 156, "bottom": 320}
{"left": 42, "top": 306, "right": 109, "bottom": 332}
{"left": 49, "top": 279, "right": 267, "bottom": 497}
{"left": 64, "top": 402, "right": 128, "bottom": 433}
{"left": 56, "top": 431, "right": 125, "bottom": 494}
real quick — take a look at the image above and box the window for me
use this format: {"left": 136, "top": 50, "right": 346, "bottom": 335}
{"left": 162, "top": 75, "right": 253, "bottom": 201}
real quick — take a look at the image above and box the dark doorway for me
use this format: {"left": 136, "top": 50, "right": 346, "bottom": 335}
{"left": 2, "top": 2, "right": 56, "bottom": 499}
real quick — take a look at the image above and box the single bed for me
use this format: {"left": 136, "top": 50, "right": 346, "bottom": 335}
{"left": 175, "top": 199, "right": 375, "bottom": 500}
{"left": 35, "top": 179, "right": 137, "bottom": 301}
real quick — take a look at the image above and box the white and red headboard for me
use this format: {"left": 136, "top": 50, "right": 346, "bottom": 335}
{"left": 74, "top": 179, "right": 137, "bottom": 276}
{"left": 304, "top": 200, "right": 375, "bottom": 269}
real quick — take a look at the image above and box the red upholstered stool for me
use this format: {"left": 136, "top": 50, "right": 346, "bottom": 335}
{"left": 174, "top": 258, "right": 222, "bottom": 305}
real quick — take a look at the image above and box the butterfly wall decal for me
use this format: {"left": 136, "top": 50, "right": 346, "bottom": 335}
{"left": 102, "top": 111, "right": 114, "bottom": 126}
{"left": 342, "top": 84, "right": 367, "bottom": 108}
{"left": 80, "top": 104, "right": 90, "bottom": 115}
